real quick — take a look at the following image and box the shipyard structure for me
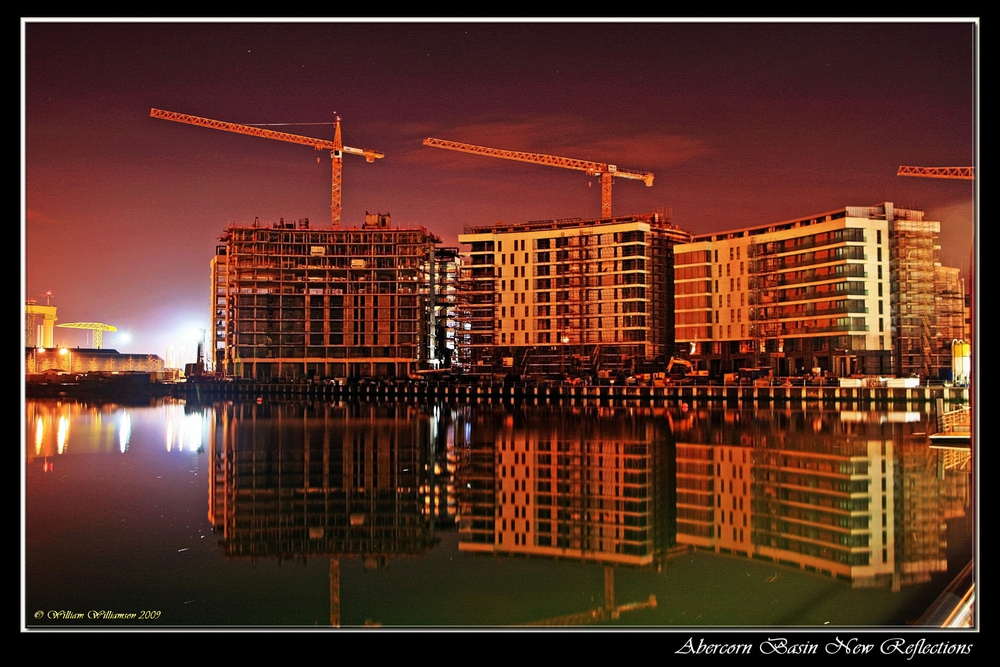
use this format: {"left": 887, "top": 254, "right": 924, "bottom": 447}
{"left": 209, "top": 203, "right": 965, "bottom": 383}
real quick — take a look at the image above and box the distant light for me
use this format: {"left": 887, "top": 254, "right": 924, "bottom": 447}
{"left": 118, "top": 331, "right": 132, "bottom": 344}
{"left": 185, "top": 327, "right": 207, "bottom": 344}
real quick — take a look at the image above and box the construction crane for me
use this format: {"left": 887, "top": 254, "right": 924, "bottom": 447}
{"left": 423, "top": 137, "right": 654, "bottom": 219}
{"left": 897, "top": 166, "right": 975, "bottom": 180}
{"left": 56, "top": 322, "right": 117, "bottom": 349}
{"left": 151, "top": 108, "right": 384, "bottom": 228}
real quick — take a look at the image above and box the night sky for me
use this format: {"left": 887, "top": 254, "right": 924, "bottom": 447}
{"left": 22, "top": 20, "right": 977, "bottom": 362}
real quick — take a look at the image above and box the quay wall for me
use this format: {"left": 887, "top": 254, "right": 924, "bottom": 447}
{"left": 182, "top": 379, "right": 969, "bottom": 407}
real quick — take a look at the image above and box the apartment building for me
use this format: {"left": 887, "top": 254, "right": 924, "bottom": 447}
{"left": 674, "top": 203, "right": 958, "bottom": 379}
{"left": 212, "top": 213, "right": 441, "bottom": 380}
{"left": 457, "top": 213, "right": 692, "bottom": 378}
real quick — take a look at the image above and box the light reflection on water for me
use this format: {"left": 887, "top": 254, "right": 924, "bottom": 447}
{"left": 24, "top": 397, "right": 972, "bottom": 628}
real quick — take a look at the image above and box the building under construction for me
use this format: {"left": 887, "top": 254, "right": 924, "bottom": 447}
{"left": 212, "top": 213, "right": 442, "bottom": 380}
{"left": 457, "top": 213, "right": 691, "bottom": 379}
{"left": 673, "top": 203, "right": 966, "bottom": 380}
{"left": 891, "top": 219, "right": 969, "bottom": 380}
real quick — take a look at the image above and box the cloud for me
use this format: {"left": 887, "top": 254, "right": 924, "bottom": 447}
{"left": 394, "top": 114, "right": 712, "bottom": 170}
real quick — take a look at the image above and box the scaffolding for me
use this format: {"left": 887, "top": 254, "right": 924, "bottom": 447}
{"left": 217, "top": 215, "right": 441, "bottom": 380}
{"left": 889, "top": 218, "right": 940, "bottom": 379}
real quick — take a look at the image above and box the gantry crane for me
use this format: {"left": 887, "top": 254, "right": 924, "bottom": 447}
{"left": 151, "top": 108, "right": 384, "bottom": 228}
{"left": 56, "top": 322, "right": 117, "bottom": 349}
{"left": 423, "top": 137, "right": 654, "bottom": 219}
{"left": 897, "top": 166, "right": 975, "bottom": 180}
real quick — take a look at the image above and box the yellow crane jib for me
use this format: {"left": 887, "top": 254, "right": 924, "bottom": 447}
{"left": 151, "top": 108, "right": 384, "bottom": 227}
{"left": 423, "top": 137, "right": 653, "bottom": 219}
{"left": 56, "top": 322, "right": 117, "bottom": 349}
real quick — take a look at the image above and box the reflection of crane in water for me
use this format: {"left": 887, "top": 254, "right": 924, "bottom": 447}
{"left": 524, "top": 566, "right": 657, "bottom": 626}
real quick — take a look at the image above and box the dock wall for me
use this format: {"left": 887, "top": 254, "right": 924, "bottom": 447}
{"left": 182, "top": 380, "right": 969, "bottom": 407}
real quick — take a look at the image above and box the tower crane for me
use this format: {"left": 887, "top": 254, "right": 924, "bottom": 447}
{"left": 423, "top": 137, "right": 654, "bottom": 219}
{"left": 897, "top": 166, "right": 974, "bottom": 180}
{"left": 151, "top": 108, "right": 384, "bottom": 228}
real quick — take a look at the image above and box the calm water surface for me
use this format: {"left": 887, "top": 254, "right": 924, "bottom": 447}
{"left": 23, "top": 397, "right": 972, "bottom": 629}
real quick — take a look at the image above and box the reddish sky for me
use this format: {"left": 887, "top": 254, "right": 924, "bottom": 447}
{"left": 23, "top": 20, "right": 977, "bottom": 362}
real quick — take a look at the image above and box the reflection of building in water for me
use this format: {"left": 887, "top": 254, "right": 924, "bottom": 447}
{"left": 672, "top": 407, "right": 965, "bottom": 588}
{"left": 207, "top": 402, "right": 435, "bottom": 561}
{"left": 457, "top": 406, "right": 674, "bottom": 566}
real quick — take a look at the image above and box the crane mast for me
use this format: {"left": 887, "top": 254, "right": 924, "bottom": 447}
{"left": 423, "top": 137, "right": 654, "bottom": 219}
{"left": 151, "top": 108, "right": 384, "bottom": 227}
{"left": 897, "top": 166, "right": 974, "bottom": 180}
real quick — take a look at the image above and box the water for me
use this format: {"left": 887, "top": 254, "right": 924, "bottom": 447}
{"left": 23, "top": 397, "right": 973, "bottom": 629}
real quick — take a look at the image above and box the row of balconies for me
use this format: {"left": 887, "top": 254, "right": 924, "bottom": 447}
{"left": 748, "top": 227, "right": 866, "bottom": 258}
{"left": 749, "top": 263, "right": 868, "bottom": 289}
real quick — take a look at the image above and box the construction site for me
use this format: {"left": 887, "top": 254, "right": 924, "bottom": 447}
{"left": 212, "top": 213, "right": 441, "bottom": 380}
{"left": 142, "top": 108, "right": 972, "bottom": 384}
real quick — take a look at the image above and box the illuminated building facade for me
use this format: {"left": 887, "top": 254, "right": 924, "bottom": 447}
{"left": 457, "top": 213, "right": 691, "bottom": 378}
{"left": 674, "top": 203, "right": 961, "bottom": 379}
{"left": 212, "top": 214, "right": 442, "bottom": 380}
{"left": 25, "top": 347, "right": 164, "bottom": 375}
